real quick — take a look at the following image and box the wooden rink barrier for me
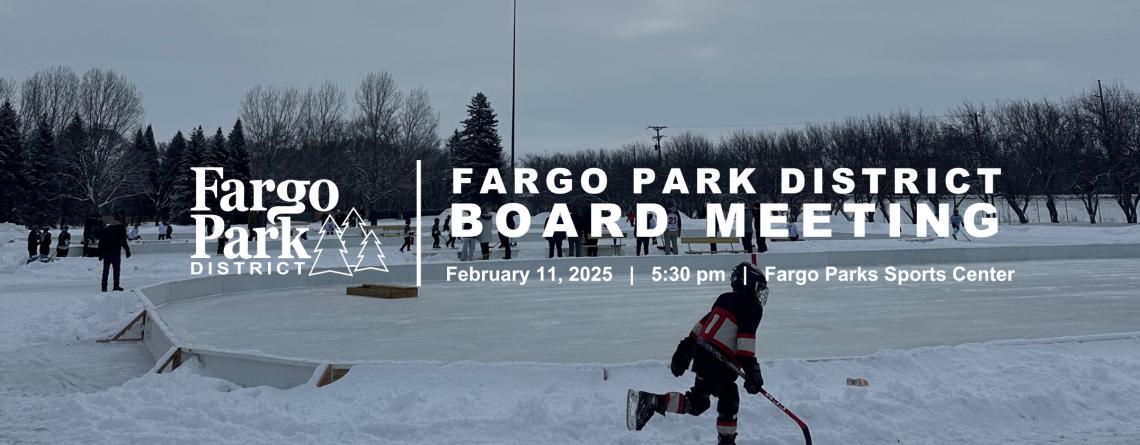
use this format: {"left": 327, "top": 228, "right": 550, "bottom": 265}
{"left": 346, "top": 283, "right": 419, "bottom": 299}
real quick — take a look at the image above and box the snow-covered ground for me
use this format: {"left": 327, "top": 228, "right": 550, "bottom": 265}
{"left": 5, "top": 333, "right": 1140, "bottom": 444}
{"left": 2, "top": 220, "right": 1139, "bottom": 444}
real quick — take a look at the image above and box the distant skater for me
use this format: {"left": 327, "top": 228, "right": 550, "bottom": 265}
{"left": 950, "top": 209, "right": 964, "bottom": 240}
{"left": 432, "top": 218, "right": 442, "bottom": 249}
{"left": 399, "top": 218, "right": 414, "bottom": 252}
{"left": 444, "top": 215, "right": 457, "bottom": 248}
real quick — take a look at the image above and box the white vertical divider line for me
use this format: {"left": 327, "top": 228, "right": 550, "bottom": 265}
{"left": 416, "top": 159, "right": 422, "bottom": 287}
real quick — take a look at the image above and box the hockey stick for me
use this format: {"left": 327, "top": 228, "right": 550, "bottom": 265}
{"left": 696, "top": 340, "right": 812, "bottom": 445}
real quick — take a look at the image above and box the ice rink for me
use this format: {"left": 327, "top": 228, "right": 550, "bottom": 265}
{"left": 156, "top": 258, "right": 1140, "bottom": 364}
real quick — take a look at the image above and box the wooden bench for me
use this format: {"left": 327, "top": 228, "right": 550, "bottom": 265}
{"left": 587, "top": 234, "right": 625, "bottom": 256}
{"left": 375, "top": 225, "right": 405, "bottom": 237}
{"left": 681, "top": 236, "right": 745, "bottom": 254}
{"left": 346, "top": 283, "right": 418, "bottom": 299}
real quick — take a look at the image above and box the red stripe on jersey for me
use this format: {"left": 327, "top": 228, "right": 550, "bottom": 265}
{"left": 711, "top": 307, "right": 737, "bottom": 324}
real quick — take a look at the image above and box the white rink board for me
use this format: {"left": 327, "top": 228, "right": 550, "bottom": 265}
{"left": 154, "top": 258, "right": 1140, "bottom": 364}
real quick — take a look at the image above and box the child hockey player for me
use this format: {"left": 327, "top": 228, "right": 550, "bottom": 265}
{"left": 950, "top": 209, "right": 964, "bottom": 240}
{"left": 628, "top": 262, "right": 768, "bottom": 445}
{"left": 27, "top": 227, "right": 40, "bottom": 261}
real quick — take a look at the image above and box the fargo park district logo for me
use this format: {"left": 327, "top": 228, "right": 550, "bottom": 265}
{"left": 188, "top": 167, "right": 389, "bottom": 277}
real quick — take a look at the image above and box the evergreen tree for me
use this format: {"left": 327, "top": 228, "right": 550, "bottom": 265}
{"left": 22, "top": 114, "right": 57, "bottom": 225}
{"left": 141, "top": 125, "right": 160, "bottom": 189}
{"left": 227, "top": 119, "right": 250, "bottom": 182}
{"left": 57, "top": 114, "right": 89, "bottom": 219}
{"left": 186, "top": 126, "right": 206, "bottom": 170}
{"left": 454, "top": 93, "right": 503, "bottom": 204}
{"left": 174, "top": 126, "right": 206, "bottom": 223}
{"left": 127, "top": 126, "right": 161, "bottom": 222}
{"left": 165, "top": 131, "right": 190, "bottom": 223}
{"left": 0, "top": 101, "right": 22, "bottom": 222}
{"left": 208, "top": 127, "right": 228, "bottom": 168}
{"left": 445, "top": 129, "right": 463, "bottom": 165}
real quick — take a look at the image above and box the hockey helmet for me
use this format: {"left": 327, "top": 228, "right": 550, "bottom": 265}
{"left": 730, "top": 262, "right": 769, "bottom": 308}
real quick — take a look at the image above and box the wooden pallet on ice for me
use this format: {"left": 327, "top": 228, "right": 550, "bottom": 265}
{"left": 346, "top": 283, "right": 418, "bottom": 299}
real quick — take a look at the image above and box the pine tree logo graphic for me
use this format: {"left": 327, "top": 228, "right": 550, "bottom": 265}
{"left": 308, "top": 213, "right": 355, "bottom": 277}
{"left": 307, "top": 208, "right": 390, "bottom": 277}
{"left": 353, "top": 230, "right": 389, "bottom": 273}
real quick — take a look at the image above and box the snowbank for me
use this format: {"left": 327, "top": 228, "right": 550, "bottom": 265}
{"left": 4, "top": 335, "right": 1139, "bottom": 444}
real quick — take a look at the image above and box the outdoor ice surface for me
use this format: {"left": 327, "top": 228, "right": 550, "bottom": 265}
{"left": 157, "top": 259, "right": 1140, "bottom": 364}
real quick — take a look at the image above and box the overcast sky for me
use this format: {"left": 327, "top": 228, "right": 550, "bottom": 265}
{"left": 2, "top": 0, "right": 1139, "bottom": 156}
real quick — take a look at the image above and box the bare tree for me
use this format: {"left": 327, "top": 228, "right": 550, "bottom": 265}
{"left": 77, "top": 68, "right": 144, "bottom": 137}
{"left": 297, "top": 81, "right": 347, "bottom": 182}
{"left": 347, "top": 72, "right": 404, "bottom": 219}
{"left": 56, "top": 121, "right": 139, "bottom": 213}
{"left": 19, "top": 66, "right": 79, "bottom": 136}
{"left": 240, "top": 85, "right": 303, "bottom": 178}
{"left": 299, "top": 81, "right": 346, "bottom": 147}
{"left": 354, "top": 72, "right": 402, "bottom": 143}
{"left": 1079, "top": 84, "right": 1139, "bottom": 223}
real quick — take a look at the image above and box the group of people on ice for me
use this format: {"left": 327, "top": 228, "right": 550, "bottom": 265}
{"left": 430, "top": 201, "right": 808, "bottom": 261}
{"left": 449, "top": 207, "right": 517, "bottom": 261}
{"left": 25, "top": 225, "right": 70, "bottom": 263}
{"left": 25, "top": 215, "right": 132, "bottom": 292}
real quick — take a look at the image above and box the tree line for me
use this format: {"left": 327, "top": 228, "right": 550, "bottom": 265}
{"left": 1, "top": 66, "right": 1136, "bottom": 228}
{"left": 0, "top": 67, "right": 461, "bottom": 227}
{"left": 520, "top": 83, "right": 1140, "bottom": 225}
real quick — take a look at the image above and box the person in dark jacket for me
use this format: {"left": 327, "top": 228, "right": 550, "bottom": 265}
{"left": 444, "top": 215, "right": 457, "bottom": 248}
{"left": 82, "top": 216, "right": 100, "bottom": 257}
{"left": 399, "top": 218, "right": 414, "bottom": 252}
{"left": 97, "top": 216, "right": 132, "bottom": 292}
{"left": 568, "top": 206, "right": 584, "bottom": 257}
{"left": 27, "top": 227, "right": 40, "bottom": 260}
{"left": 217, "top": 224, "right": 228, "bottom": 256}
{"left": 38, "top": 226, "right": 52, "bottom": 259}
{"left": 56, "top": 226, "right": 71, "bottom": 258}
{"left": 499, "top": 212, "right": 514, "bottom": 260}
{"left": 545, "top": 214, "right": 565, "bottom": 258}
{"left": 629, "top": 262, "right": 768, "bottom": 445}
{"left": 431, "top": 218, "right": 442, "bottom": 249}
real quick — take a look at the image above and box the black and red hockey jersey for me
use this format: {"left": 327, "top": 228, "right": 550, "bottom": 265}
{"left": 688, "top": 290, "right": 763, "bottom": 369}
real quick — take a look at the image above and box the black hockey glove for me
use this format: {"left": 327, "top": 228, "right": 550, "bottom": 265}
{"left": 744, "top": 365, "right": 764, "bottom": 394}
{"left": 670, "top": 336, "right": 695, "bottom": 377}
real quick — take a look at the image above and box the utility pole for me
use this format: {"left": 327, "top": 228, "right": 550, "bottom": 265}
{"left": 968, "top": 111, "right": 994, "bottom": 209}
{"left": 509, "top": 0, "right": 517, "bottom": 197}
{"left": 648, "top": 125, "right": 667, "bottom": 164}
{"left": 1095, "top": 79, "right": 1109, "bottom": 136}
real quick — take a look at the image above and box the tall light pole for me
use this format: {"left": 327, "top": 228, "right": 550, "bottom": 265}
{"left": 510, "top": 0, "right": 517, "bottom": 197}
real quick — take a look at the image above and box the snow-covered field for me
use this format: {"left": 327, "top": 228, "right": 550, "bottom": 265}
{"left": 2, "top": 220, "right": 1139, "bottom": 444}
